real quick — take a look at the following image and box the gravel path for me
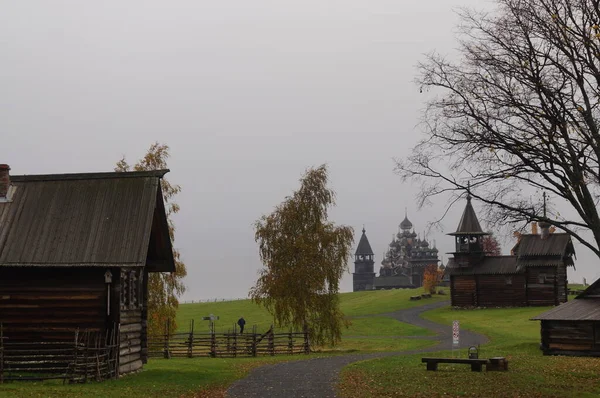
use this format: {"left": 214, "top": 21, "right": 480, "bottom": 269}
{"left": 226, "top": 300, "right": 488, "bottom": 398}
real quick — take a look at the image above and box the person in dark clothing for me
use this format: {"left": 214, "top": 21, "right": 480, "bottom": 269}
{"left": 237, "top": 317, "right": 246, "bottom": 334}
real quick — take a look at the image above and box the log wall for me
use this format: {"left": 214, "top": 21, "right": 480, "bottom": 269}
{"left": 556, "top": 266, "right": 568, "bottom": 304}
{"left": 540, "top": 320, "right": 600, "bottom": 356}
{"left": 116, "top": 267, "right": 145, "bottom": 375}
{"left": 0, "top": 267, "right": 107, "bottom": 342}
{"left": 451, "top": 276, "right": 476, "bottom": 307}
{"left": 526, "top": 267, "right": 558, "bottom": 306}
{"left": 477, "top": 275, "right": 526, "bottom": 307}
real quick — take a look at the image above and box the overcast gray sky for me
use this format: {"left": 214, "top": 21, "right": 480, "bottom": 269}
{"left": 2, "top": 0, "right": 597, "bottom": 300}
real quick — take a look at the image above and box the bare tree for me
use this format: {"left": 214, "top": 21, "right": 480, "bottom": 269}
{"left": 397, "top": 0, "right": 600, "bottom": 257}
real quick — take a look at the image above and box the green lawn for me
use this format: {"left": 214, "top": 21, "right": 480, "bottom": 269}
{"left": 339, "top": 288, "right": 448, "bottom": 317}
{"left": 344, "top": 316, "right": 431, "bottom": 337}
{"left": 339, "top": 306, "right": 600, "bottom": 397}
{"left": 0, "top": 356, "right": 301, "bottom": 398}
{"left": 326, "top": 337, "right": 436, "bottom": 354}
{"left": 176, "top": 288, "right": 445, "bottom": 334}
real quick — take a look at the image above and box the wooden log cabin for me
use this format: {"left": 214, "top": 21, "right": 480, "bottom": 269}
{"left": 0, "top": 165, "right": 175, "bottom": 375}
{"left": 533, "top": 280, "right": 600, "bottom": 356}
{"left": 446, "top": 194, "right": 574, "bottom": 308}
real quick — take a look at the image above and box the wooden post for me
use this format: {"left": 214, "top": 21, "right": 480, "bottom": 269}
{"left": 84, "top": 330, "right": 89, "bottom": 383}
{"left": 188, "top": 319, "right": 194, "bottom": 358}
{"left": 268, "top": 324, "right": 274, "bottom": 356}
{"left": 115, "top": 323, "right": 121, "bottom": 379}
{"left": 252, "top": 325, "right": 257, "bottom": 357}
{"left": 164, "top": 320, "right": 171, "bottom": 359}
{"left": 288, "top": 328, "right": 293, "bottom": 355}
{"left": 210, "top": 321, "right": 216, "bottom": 358}
{"left": 233, "top": 323, "right": 237, "bottom": 358}
{"left": 70, "top": 329, "right": 80, "bottom": 384}
{"left": 303, "top": 323, "right": 310, "bottom": 354}
{"left": 95, "top": 333, "right": 101, "bottom": 381}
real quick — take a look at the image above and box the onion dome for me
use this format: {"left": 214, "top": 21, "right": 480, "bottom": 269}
{"left": 400, "top": 215, "right": 413, "bottom": 230}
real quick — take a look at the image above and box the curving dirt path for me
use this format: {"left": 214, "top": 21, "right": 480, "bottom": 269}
{"left": 226, "top": 300, "right": 488, "bottom": 398}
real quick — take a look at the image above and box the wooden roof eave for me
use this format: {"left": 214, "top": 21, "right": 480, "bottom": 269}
{"left": 146, "top": 185, "right": 176, "bottom": 273}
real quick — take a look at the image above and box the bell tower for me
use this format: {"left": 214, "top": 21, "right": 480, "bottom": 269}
{"left": 353, "top": 227, "right": 375, "bottom": 291}
{"left": 448, "top": 193, "right": 488, "bottom": 267}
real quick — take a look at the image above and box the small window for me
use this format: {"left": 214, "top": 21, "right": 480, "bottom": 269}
{"left": 505, "top": 276, "right": 512, "bottom": 285}
{"left": 538, "top": 274, "right": 547, "bottom": 284}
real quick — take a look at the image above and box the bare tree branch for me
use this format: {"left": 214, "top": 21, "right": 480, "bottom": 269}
{"left": 398, "top": 0, "right": 600, "bottom": 258}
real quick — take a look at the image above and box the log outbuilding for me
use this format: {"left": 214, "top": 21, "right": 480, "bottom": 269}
{"left": 533, "top": 280, "right": 600, "bottom": 356}
{"left": 0, "top": 165, "right": 175, "bottom": 376}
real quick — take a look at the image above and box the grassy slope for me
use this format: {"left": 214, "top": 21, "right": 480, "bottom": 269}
{"left": 176, "top": 288, "right": 445, "bottom": 335}
{"left": 339, "top": 306, "right": 600, "bottom": 398}
{"left": 0, "top": 288, "right": 440, "bottom": 397}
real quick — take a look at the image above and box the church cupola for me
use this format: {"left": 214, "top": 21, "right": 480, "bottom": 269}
{"left": 353, "top": 227, "right": 376, "bottom": 291}
{"left": 448, "top": 193, "right": 489, "bottom": 267}
{"left": 399, "top": 208, "right": 413, "bottom": 231}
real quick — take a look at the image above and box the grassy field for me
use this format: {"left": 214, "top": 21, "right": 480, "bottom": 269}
{"left": 176, "top": 288, "right": 445, "bottom": 334}
{"left": 339, "top": 305, "right": 600, "bottom": 397}
{"left": 0, "top": 288, "right": 438, "bottom": 397}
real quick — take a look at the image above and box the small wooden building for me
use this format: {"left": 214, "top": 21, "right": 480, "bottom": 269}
{"left": 533, "top": 280, "right": 600, "bottom": 356}
{"left": 447, "top": 195, "right": 574, "bottom": 308}
{"left": 0, "top": 165, "right": 175, "bottom": 375}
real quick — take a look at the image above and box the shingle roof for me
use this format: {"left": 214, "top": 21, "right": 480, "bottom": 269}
{"left": 355, "top": 228, "right": 374, "bottom": 256}
{"left": 513, "top": 233, "right": 574, "bottom": 257}
{"left": 0, "top": 170, "right": 174, "bottom": 271}
{"left": 531, "top": 298, "right": 600, "bottom": 321}
{"left": 449, "top": 196, "right": 488, "bottom": 236}
{"left": 446, "top": 256, "right": 519, "bottom": 275}
{"left": 513, "top": 233, "right": 574, "bottom": 272}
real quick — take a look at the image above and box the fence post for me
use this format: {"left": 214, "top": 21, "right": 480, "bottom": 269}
{"left": 210, "top": 321, "right": 216, "bottom": 358}
{"left": 288, "top": 328, "right": 293, "bottom": 355}
{"left": 233, "top": 323, "right": 237, "bottom": 358}
{"left": 252, "top": 325, "right": 257, "bottom": 357}
{"left": 303, "top": 323, "right": 310, "bottom": 354}
{"left": 163, "top": 320, "right": 171, "bottom": 359}
{"left": 268, "top": 324, "right": 274, "bottom": 356}
{"left": 116, "top": 323, "right": 121, "bottom": 379}
{"left": 84, "top": 330, "right": 89, "bottom": 383}
{"left": 188, "top": 319, "right": 194, "bottom": 358}
{"left": 69, "top": 329, "right": 80, "bottom": 384}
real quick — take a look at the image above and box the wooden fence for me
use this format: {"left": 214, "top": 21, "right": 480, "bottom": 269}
{"left": 0, "top": 324, "right": 119, "bottom": 383}
{"left": 148, "top": 322, "right": 310, "bottom": 358}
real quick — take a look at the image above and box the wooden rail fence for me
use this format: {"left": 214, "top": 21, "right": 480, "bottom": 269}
{"left": 148, "top": 322, "right": 310, "bottom": 359}
{"left": 0, "top": 324, "right": 119, "bottom": 384}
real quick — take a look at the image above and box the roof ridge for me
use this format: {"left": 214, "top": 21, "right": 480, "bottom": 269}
{"left": 11, "top": 169, "right": 169, "bottom": 182}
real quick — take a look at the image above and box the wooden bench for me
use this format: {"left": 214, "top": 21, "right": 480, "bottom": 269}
{"left": 409, "top": 295, "right": 422, "bottom": 301}
{"left": 421, "top": 357, "right": 489, "bottom": 372}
